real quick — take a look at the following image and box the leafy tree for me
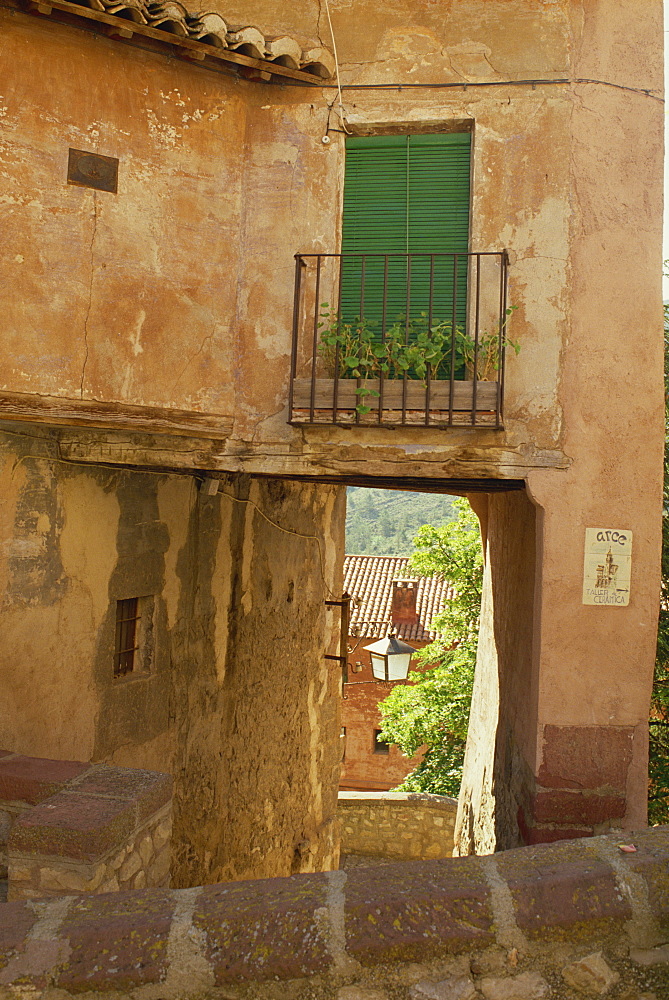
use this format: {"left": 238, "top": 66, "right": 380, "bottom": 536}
{"left": 379, "top": 511, "right": 393, "bottom": 538}
{"left": 648, "top": 290, "right": 669, "bottom": 823}
{"left": 376, "top": 498, "right": 482, "bottom": 796}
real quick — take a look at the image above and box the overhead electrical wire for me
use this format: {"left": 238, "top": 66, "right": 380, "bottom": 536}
{"left": 318, "top": 77, "right": 662, "bottom": 101}
{"left": 321, "top": 0, "right": 351, "bottom": 132}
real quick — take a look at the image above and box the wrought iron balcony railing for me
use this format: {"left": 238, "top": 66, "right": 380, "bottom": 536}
{"left": 288, "top": 251, "right": 510, "bottom": 429}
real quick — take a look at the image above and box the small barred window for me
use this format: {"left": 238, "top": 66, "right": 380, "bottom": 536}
{"left": 114, "top": 597, "right": 140, "bottom": 678}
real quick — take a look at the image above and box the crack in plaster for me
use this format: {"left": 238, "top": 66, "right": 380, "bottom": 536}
{"left": 565, "top": 99, "right": 587, "bottom": 243}
{"left": 516, "top": 254, "right": 569, "bottom": 264}
{"left": 315, "top": 0, "right": 325, "bottom": 48}
{"left": 169, "top": 329, "right": 215, "bottom": 396}
{"left": 289, "top": 140, "right": 302, "bottom": 222}
{"left": 479, "top": 855, "right": 528, "bottom": 953}
{"left": 569, "top": 88, "right": 608, "bottom": 125}
{"left": 80, "top": 192, "right": 97, "bottom": 399}
{"left": 592, "top": 838, "right": 667, "bottom": 950}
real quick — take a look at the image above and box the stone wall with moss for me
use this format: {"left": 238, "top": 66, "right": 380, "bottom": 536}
{"left": 1, "top": 828, "right": 669, "bottom": 997}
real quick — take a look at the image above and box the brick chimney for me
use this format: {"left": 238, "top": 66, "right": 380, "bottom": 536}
{"left": 391, "top": 580, "right": 418, "bottom": 626}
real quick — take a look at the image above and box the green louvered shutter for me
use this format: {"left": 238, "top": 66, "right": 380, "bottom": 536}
{"left": 340, "top": 133, "right": 471, "bottom": 373}
{"left": 341, "top": 135, "right": 409, "bottom": 323}
{"left": 406, "top": 133, "right": 471, "bottom": 327}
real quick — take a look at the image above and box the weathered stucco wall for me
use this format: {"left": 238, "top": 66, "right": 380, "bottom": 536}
{"left": 1, "top": 7, "right": 247, "bottom": 427}
{"left": 0, "top": 0, "right": 661, "bottom": 484}
{"left": 0, "top": 428, "right": 345, "bottom": 886}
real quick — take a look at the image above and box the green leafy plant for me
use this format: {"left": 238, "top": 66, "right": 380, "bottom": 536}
{"left": 317, "top": 304, "right": 519, "bottom": 414}
{"left": 382, "top": 314, "right": 452, "bottom": 381}
{"left": 456, "top": 307, "right": 520, "bottom": 381}
{"left": 317, "top": 306, "right": 383, "bottom": 379}
{"left": 317, "top": 306, "right": 383, "bottom": 414}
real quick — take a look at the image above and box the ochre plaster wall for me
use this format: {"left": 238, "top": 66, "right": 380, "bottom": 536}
{"left": 1, "top": 9, "right": 245, "bottom": 423}
{"left": 0, "top": 430, "right": 345, "bottom": 886}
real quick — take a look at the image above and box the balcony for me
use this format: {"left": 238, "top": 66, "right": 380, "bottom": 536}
{"left": 288, "top": 251, "right": 510, "bottom": 429}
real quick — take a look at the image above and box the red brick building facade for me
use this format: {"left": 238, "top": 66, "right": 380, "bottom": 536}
{"left": 340, "top": 556, "right": 451, "bottom": 791}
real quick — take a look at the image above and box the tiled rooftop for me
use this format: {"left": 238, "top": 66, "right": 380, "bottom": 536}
{"left": 32, "top": 0, "right": 335, "bottom": 81}
{"left": 343, "top": 554, "right": 453, "bottom": 643}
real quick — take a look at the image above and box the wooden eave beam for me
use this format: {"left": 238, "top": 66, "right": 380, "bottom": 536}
{"left": 0, "top": 389, "right": 234, "bottom": 439}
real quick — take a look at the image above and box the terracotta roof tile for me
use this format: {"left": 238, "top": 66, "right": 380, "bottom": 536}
{"left": 56, "top": 0, "right": 335, "bottom": 78}
{"left": 343, "top": 554, "right": 453, "bottom": 643}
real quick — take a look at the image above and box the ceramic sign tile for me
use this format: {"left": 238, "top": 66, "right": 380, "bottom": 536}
{"left": 582, "top": 528, "right": 632, "bottom": 606}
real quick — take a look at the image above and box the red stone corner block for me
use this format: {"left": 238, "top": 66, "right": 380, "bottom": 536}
{"left": 344, "top": 857, "right": 494, "bottom": 964}
{"left": 0, "top": 755, "right": 90, "bottom": 805}
{"left": 71, "top": 766, "right": 172, "bottom": 825}
{"left": 538, "top": 725, "right": 633, "bottom": 792}
{"left": 193, "top": 874, "right": 331, "bottom": 983}
{"left": 8, "top": 791, "right": 136, "bottom": 862}
{"left": 533, "top": 789, "right": 626, "bottom": 827}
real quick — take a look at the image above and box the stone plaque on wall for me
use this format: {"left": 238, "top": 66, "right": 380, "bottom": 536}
{"left": 67, "top": 148, "right": 118, "bottom": 193}
{"left": 582, "top": 528, "right": 632, "bottom": 606}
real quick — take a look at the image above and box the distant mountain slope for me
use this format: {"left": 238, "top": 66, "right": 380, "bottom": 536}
{"left": 346, "top": 487, "right": 456, "bottom": 556}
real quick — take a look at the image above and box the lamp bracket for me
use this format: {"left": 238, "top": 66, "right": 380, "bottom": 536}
{"left": 324, "top": 593, "right": 351, "bottom": 691}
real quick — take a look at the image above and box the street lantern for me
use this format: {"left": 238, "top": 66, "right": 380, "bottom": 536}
{"left": 363, "top": 631, "right": 416, "bottom": 682}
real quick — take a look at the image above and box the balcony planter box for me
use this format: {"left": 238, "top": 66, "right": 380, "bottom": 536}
{"left": 290, "top": 377, "right": 500, "bottom": 427}
{"left": 289, "top": 251, "right": 509, "bottom": 429}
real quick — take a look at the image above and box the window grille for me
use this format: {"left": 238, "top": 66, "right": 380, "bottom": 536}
{"left": 373, "top": 729, "right": 390, "bottom": 755}
{"left": 114, "top": 597, "right": 140, "bottom": 678}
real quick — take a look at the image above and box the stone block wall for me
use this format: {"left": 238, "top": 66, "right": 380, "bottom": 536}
{"left": 1, "top": 827, "right": 668, "bottom": 997}
{"left": 0, "top": 752, "right": 171, "bottom": 901}
{"left": 338, "top": 791, "right": 457, "bottom": 862}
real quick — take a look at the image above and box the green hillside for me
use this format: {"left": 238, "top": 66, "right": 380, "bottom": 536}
{"left": 346, "top": 487, "right": 457, "bottom": 556}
